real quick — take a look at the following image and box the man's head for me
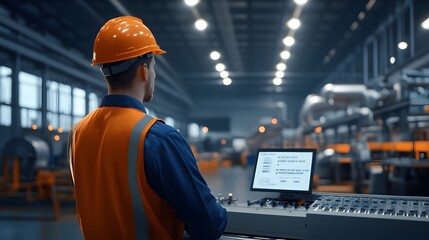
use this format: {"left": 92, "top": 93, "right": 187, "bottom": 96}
{"left": 92, "top": 16, "right": 165, "bottom": 101}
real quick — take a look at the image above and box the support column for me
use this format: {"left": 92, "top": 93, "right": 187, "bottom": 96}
{"left": 41, "top": 65, "right": 49, "bottom": 136}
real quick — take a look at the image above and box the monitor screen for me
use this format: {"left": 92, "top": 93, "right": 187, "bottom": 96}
{"left": 250, "top": 148, "right": 316, "bottom": 194}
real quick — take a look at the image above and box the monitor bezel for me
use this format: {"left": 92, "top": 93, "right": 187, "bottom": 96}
{"left": 250, "top": 148, "right": 317, "bottom": 194}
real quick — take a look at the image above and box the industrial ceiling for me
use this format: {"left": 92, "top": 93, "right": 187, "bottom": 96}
{"left": 1, "top": 0, "right": 429, "bottom": 132}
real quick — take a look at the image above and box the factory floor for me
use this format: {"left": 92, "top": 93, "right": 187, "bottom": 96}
{"left": 0, "top": 165, "right": 264, "bottom": 240}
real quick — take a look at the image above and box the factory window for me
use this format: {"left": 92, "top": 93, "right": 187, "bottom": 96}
{"left": 19, "top": 71, "right": 42, "bottom": 128}
{"left": 88, "top": 92, "right": 99, "bottom": 112}
{"left": 47, "top": 81, "right": 59, "bottom": 128}
{"left": 47, "top": 112, "right": 58, "bottom": 129}
{"left": 47, "top": 81, "right": 59, "bottom": 112}
{"left": 59, "top": 114, "right": 71, "bottom": 131}
{"left": 72, "top": 87, "right": 86, "bottom": 124}
{"left": 0, "top": 66, "right": 12, "bottom": 126}
{"left": 165, "top": 117, "right": 175, "bottom": 128}
{"left": 59, "top": 83, "right": 72, "bottom": 131}
{"left": 47, "top": 81, "right": 73, "bottom": 130}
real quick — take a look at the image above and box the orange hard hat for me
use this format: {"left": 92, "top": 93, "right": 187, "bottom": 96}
{"left": 92, "top": 16, "right": 165, "bottom": 65}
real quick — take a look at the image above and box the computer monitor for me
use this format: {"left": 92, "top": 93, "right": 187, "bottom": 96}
{"left": 250, "top": 148, "right": 316, "bottom": 194}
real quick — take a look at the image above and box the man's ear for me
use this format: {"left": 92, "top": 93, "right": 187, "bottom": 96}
{"left": 140, "top": 63, "right": 148, "bottom": 81}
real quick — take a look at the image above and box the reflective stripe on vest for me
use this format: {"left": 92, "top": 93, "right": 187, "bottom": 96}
{"left": 68, "top": 127, "right": 75, "bottom": 185}
{"left": 128, "top": 114, "right": 154, "bottom": 240}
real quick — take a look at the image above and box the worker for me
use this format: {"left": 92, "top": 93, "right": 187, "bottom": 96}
{"left": 68, "top": 16, "right": 227, "bottom": 240}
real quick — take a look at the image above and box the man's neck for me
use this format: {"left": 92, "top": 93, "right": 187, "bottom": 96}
{"left": 108, "top": 89, "right": 144, "bottom": 103}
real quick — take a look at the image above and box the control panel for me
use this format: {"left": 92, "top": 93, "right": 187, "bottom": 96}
{"left": 221, "top": 193, "right": 429, "bottom": 240}
{"left": 312, "top": 195, "right": 429, "bottom": 217}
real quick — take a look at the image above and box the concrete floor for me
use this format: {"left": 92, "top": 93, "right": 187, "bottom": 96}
{"left": 0, "top": 166, "right": 266, "bottom": 240}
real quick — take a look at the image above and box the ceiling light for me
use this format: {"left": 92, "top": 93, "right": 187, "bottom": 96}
{"left": 220, "top": 71, "right": 229, "bottom": 78}
{"left": 184, "top": 0, "right": 200, "bottom": 7}
{"left": 398, "top": 41, "right": 408, "bottom": 50}
{"left": 365, "top": 0, "right": 376, "bottom": 11}
{"left": 350, "top": 21, "right": 359, "bottom": 31}
{"left": 422, "top": 17, "right": 429, "bottom": 29}
{"left": 276, "top": 63, "right": 286, "bottom": 71}
{"left": 390, "top": 57, "right": 396, "bottom": 64}
{"left": 280, "top": 50, "right": 291, "bottom": 60}
{"left": 273, "top": 78, "right": 283, "bottom": 86}
{"left": 358, "top": 11, "right": 366, "bottom": 20}
{"left": 202, "top": 126, "right": 208, "bottom": 133}
{"left": 294, "top": 0, "right": 308, "bottom": 5}
{"left": 287, "top": 18, "right": 301, "bottom": 30}
{"left": 282, "top": 36, "right": 295, "bottom": 46}
{"left": 271, "top": 118, "right": 278, "bottom": 125}
{"left": 275, "top": 71, "right": 285, "bottom": 78}
{"left": 210, "top": 51, "right": 221, "bottom": 60}
{"left": 215, "top": 63, "right": 226, "bottom": 72}
{"left": 195, "top": 18, "right": 208, "bottom": 31}
{"left": 223, "top": 78, "right": 232, "bottom": 86}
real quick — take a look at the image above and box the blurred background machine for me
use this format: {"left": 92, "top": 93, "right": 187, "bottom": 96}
{"left": 297, "top": 71, "right": 429, "bottom": 196}
{"left": 0, "top": 135, "right": 74, "bottom": 220}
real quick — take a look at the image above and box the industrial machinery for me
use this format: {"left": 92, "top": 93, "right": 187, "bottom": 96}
{"left": 222, "top": 193, "right": 429, "bottom": 240}
{"left": 296, "top": 71, "right": 429, "bottom": 195}
{"left": 221, "top": 147, "right": 429, "bottom": 239}
{"left": 1, "top": 135, "right": 50, "bottom": 190}
{"left": 0, "top": 135, "right": 73, "bottom": 220}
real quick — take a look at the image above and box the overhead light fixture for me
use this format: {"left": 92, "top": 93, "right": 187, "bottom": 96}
{"left": 390, "top": 56, "right": 396, "bottom": 64}
{"left": 220, "top": 71, "right": 229, "bottom": 78}
{"left": 398, "top": 41, "right": 408, "bottom": 50}
{"left": 276, "top": 63, "right": 286, "bottom": 71}
{"left": 358, "top": 11, "right": 366, "bottom": 20}
{"left": 275, "top": 71, "right": 285, "bottom": 78}
{"left": 223, "top": 78, "right": 232, "bottom": 86}
{"left": 350, "top": 21, "right": 359, "bottom": 31}
{"left": 365, "top": 0, "right": 376, "bottom": 11}
{"left": 210, "top": 51, "right": 221, "bottom": 60}
{"left": 323, "top": 55, "right": 331, "bottom": 64}
{"left": 422, "top": 17, "right": 429, "bottom": 29}
{"left": 314, "top": 126, "right": 323, "bottom": 134}
{"left": 294, "top": 0, "right": 308, "bottom": 5}
{"left": 184, "top": 0, "right": 200, "bottom": 7}
{"left": 271, "top": 118, "right": 278, "bottom": 125}
{"left": 215, "top": 63, "right": 226, "bottom": 71}
{"left": 287, "top": 18, "right": 301, "bottom": 30}
{"left": 282, "top": 36, "right": 295, "bottom": 46}
{"left": 280, "top": 50, "right": 291, "bottom": 60}
{"left": 195, "top": 18, "right": 208, "bottom": 31}
{"left": 258, "top": 125, "right": 266, "bottom": 134}
{"left": 273, "top": 78, "right": 283, "bottom": 86}
{"left": 202, "top": 126, "right": 209, "bottom": 133}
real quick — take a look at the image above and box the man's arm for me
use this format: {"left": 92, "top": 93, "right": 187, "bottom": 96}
{"left": 145, "top": 130, "right": 227, "bottom": 239}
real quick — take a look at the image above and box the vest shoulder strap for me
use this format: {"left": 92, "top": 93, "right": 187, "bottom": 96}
{"left": 128, "top": 114, "right": 158, "bottom": 240}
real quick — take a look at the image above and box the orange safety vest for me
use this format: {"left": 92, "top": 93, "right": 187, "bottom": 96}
{"left": 68, "top": 106, "right": 184, "bottom": 239}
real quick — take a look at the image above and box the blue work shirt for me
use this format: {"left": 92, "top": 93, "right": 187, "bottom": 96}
{"left": 100, "top": 95, "right": 227, "bottom": 239}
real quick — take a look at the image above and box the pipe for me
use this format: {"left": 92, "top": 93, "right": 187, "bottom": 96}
{"left": 299, "top": 94, "right": 344, "bottom": 127}
{"left": 299, "top": 94, "right": 327, "bottom": 127}
{"left": 320, "top": 84, "right": 380, "bottom": 108}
